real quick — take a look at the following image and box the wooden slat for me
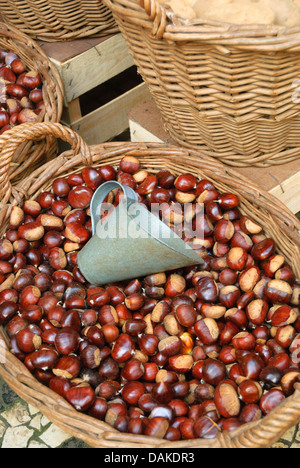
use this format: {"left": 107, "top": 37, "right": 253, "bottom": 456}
{"left": 48, "top": 34, "right": 134, "bottom": 102}
{"left": 69, "top": 83, "right": 151, "bottom": 145}
{"left": 67, "top": 98, "right": 82, "bottom": 123}
{"left": 128, "top": 100, "right": 300, "bottom": 214}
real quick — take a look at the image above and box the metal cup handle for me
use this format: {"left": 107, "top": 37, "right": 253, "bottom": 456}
{"left": 90, "top": 181, "right": 139, "bottom": 235}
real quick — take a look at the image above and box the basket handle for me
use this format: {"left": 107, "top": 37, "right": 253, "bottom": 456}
{"left": 138, "top": 0, "right": 168, "bottom": 38}
{"left": 0, "top": 122, "right": 92, "bottom": 204}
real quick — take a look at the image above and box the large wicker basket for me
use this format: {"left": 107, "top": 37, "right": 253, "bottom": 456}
{"left": 0, "top": 23, "right": 64, "bottom": 191}
{"left": 103, "top": 0, "right": 300, "bottom": 167}
{"left": 0, "top": 0, "right": 119, "bottom": 42}
{"left": 0, "top": 122, "right": 299, "bottom": 448}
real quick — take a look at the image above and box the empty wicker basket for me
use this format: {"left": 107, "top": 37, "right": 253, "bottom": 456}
{"left": 103, "top": 0, "right": 300, "bottom": 167}
{"left": 0, "top": 0, "right": 119, "bottom": 42}
{"left": 0, "top": 122, "right": 299, "bottom": 448}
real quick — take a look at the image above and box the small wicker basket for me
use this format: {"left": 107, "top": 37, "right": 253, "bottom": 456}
{"left": 0, "top": 22, "right": 64, "bottom": 190}
{"left": 0, "top": 0, "right": 119, "bottom": 42}
{"left": 103, "top": 0, "right": 300, "bottom": 167}
{"left": 0, "top": 122, "right": 299, "bottom": 448}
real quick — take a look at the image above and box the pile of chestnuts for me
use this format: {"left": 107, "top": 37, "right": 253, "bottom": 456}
{"left": 0, "top": 155, "right": 299, "bottom": 441}
{"left": 0, "top": 49, "right": 43, "bottom": 134}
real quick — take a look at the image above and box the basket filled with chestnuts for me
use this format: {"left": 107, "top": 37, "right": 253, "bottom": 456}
{"left": 0, "top": 22, "right": 64, "bottom": 191}
{"left": 0, "top": 122, "right": 299, "bottom": 448}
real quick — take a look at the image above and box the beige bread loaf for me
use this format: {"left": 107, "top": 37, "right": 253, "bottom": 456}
{"left": 158, "top": 0, "right": 197, "bottom": 18}
{"left": 164, "top": 0, "right": 300, "bottom": 27}
{"left": 260, "top": 0, "right": 300, "bottom": 27}
{"left": 193, "top": 0, "right": 275, "bottom": 25}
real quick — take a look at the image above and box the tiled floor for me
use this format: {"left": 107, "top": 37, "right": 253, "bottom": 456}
{"left": 0, "top": 377, "right": 89, "bottom": 448}
{"left": 0, "top": 375, "right": 299, "bottom": 448}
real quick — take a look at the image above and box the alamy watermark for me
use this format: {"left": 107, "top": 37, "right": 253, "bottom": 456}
{"left": 94, "top": 201, "right": 206, "bottom": 247}
{"left": 291, "top": 336, "right": 300, "bottom": 366}
{"left": 0, "top": 338, "right": 6, "bottom": 364}
{"left": 292, "top": 79, "right": 300, "bottom": 103}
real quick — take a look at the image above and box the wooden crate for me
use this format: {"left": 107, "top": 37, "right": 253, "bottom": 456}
{"left": 128, "top": 100, "right": 300, "bottom": 215}
{"left": 40, "top": 34, "right": 151, "bottom": 144}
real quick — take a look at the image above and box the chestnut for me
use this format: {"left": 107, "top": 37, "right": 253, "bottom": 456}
{"left": 246, "top": 299, "right": 269, "bottom": 325}
{"left": 195, "top": 276, "right": 218, "bottom": 303}
{"left": 151, "top": 300, "right": 170, "bottom": 323}
{"left": 232, "top": 332, "right": 255, "bottom": 351}
{"left": 158, "top": 336, "right": 182, "bottom": 357}
{"left": 265, "top": 280, "right": 293, "bottom": 304}
{"left": 80, "top": 345, "right": 101, "bottom": 369}
{"left": 165, "top": 274, "right": 186, "bottom": 298}
{"left": 194, "top": 318, "right": 219, "bottom": 344}
{"left": 122, "top": 358, "right": 144, "bottom": 381}
{"left": 122, "top": 381, "right": 145, "bottom": 405}
{"left": 193, "top": 416, "right": 220, "bottom": 439}
{"left": 219, "top": 286, "right": 240, "bottom": 309}
{"left": 238, "top": 266, "right": 261, "bottom": 293}
{"left": 54, "top": 327, "right": 80, "bottom": 355}
{"left": 68, "top": 186, "right": 93, "bottom": 209}
{"left": 120, "top": 156, "right": 141, "bottom": 175}
{"left": 66, "top": 384, "right": 95, "bottom": 412}
{"left": 240, "top": 216, "right": 262, "bottom": 235}
{"left": 219, "top": 268, "right": 238, "bottom": 286}
{"left": 214, "top": 381, "right": 240, "bottom": 418}
{"left": 49, "top": 376, "right": 71, "bottom": 398}
{"left": 150, "top": 381, "right": 174, "bottom": 405}
{"left": 82, "top": 167, "right": 104, "bottom": 191}
{"left": 239, "top": 404, "right": 262, "bottom": 424}
{"left": 0, "top": 301, "right": 18, "bottom": 324}
{"left": 202, "top": 358, "right": 226, "bottom": 386}
{"left": 111, "top": 334, "right": 135, "bottom": 363}
{"left": 144, "top": 417, "right": 170, "bottom": 439}
{"left": 98, "top": 358, "right": 119, "bottom": 380}
{"left": 89, "top": 397, "right": 108, "bottom": 420}
{"left": 174, "top": 173, "right": 197, "bottom": 192}
{"left": 206, "top": 201, "right": 223, "bottom": 223}
{"left": 168, "top": 354, "right": 194, "bottom": 373}
{"left": 86, "top": 326, "right": 105, "bottom": 348}
{"left": 281, "top": 370, "right": 300, "bottom": 395}
{"left": 252, "top": 236, "right": 276, "bottom": 259}
{"left": 259, "top": 389, "right": 285, "bottom": 415}
{"left": 214, "top": 219, "right": 234, "bottom": 243}
{"left": 175, "top": 303, "right": 197, "bottom": 327}
{"left": 138, "top": 334, "right": 159, "bottom": 356}
{"left": 30, "top": 347, "right": 59, "bottom": 370}
{"left": 238, "top": 379, "right": 263, "bottom": 404}
{"left": 240, "top": 352, "right": 264, "bottom": 380}
{"left": 16, "top": 326, "right": 42, "bottom": 353}
{"left": 195, "top": 383, "right": 215, "bottom": 402}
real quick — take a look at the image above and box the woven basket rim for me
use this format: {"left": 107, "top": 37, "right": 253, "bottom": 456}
{"left": 105, "top": 0, "right": 300, "bottom": 50}
{"left": 0, "top": 0, "right": 119, "bottom": 41}
{"left": 0, "top": 21, "right": 64, "bottom": 186}
{"left": 0, "top": 123, "right": 299, "bottom": 448}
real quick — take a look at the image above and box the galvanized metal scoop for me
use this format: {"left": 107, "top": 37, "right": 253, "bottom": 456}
{"left": 77, "top": 181, "right": 203, "bottom": 285}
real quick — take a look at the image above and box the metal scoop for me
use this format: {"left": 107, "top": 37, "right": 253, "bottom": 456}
{"left": 77, "top": 181, "right": 203, "bottom": 285}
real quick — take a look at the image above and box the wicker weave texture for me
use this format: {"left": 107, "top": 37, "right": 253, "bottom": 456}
{"left": 0, "top": 122, "right": 299, "bottom": 448}
{"left": 103, "top": 0, "right": 300, "bottom": 167}
{"left": 0, "top": 23, "right": 64, "bottom": 193}
{"left": 0, "top": 0, "right": 119, "bottom": 41}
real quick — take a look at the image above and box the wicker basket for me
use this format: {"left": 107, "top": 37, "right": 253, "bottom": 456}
{"left": 0, "top": 22, "right": 64, "bottom": 192}
{"left": 102, "top": 0, "right": 300, "bottom": 167}
{"left": 0, "top": 0, "right": 119, "bottom": 42}
{"left": 0, "top": 122, "right": 299, "bottom": 448}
